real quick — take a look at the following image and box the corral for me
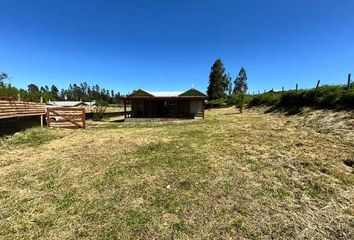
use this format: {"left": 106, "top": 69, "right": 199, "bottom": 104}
{"left": 0, "top": 99, "right": 45, "bottom": 119}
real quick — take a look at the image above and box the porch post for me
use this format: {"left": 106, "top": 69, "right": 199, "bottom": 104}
{"left": 201, "top": 99, "right": 205, "bottom": 119}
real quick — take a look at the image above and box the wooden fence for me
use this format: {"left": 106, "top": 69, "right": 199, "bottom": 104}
{"left": 0, "top": 99, "right": 45, "bottom": 119}
{"left": 46, "top": 107, "right": 85, "bottom": 129}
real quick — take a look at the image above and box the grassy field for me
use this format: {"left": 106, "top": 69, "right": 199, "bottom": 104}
{"left": 0, "top": 107, "right": 353, "bottom": 239}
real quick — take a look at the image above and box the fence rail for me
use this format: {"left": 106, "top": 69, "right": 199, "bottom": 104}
{"left": 0, "top": 100, "right": 45, "bottom": 119}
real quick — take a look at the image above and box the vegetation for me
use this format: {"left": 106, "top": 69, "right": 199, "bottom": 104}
{"left": 0, "top": 72, "right": 121, "bottom": 104}
{"left": 206, "top": 59, "right": 229, "bottom": 100}
{"left": 0, "top": 72, "right": 8, "bottom": 88}
{"left": 0, "top": 107, "right": 353, "bottom": 239}
{"left": 206, "top": 59, "right": 248, "bottom": 108}
{"left": 92, "top": 101, "right": 108, "bottom": 121}
{"left": 234, "top": 67, "right": 248, "bottom": 113}
{"left": 248, "top": 84, "right": 354, "bottom": 111}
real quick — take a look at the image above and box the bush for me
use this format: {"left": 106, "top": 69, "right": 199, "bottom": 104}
{"left": 248, "top": 92, "right": 281, "bottom": 107}
{"left": 92, "top": 101, "right": 108, "bottom": 121}
{"left": 206, "top": 98, "right": 228, "bottom": 108}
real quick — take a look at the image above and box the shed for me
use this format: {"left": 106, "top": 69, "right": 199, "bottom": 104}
{"left": 121, "top": 88, "right": 207, "bottom": 119}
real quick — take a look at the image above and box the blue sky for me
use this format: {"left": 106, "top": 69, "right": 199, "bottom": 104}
{"left": 0, "top": 0, "right": 353, "bottom": 94}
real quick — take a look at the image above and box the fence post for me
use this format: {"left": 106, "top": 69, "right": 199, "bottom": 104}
{"left": 282, "top": 86, "right": 284, "bottom": 93}
{"left": 82, "top": 108, "right": 86, "bottom": 129}
{"left": 40, "top": 97, "right": 43, "bottom": 128}
{"left": 295, "top": 83, "right": 298, "bottom": 93}
{"left": 347, "top": 74, "right": 351, "bottom": 92}
{"left": 124, "top": 99, "right": 127, "bottom": 118}
{"left": 17, "top": 93, "right": 21, "bottom": 101}
{"left": 314, "top": 80, "right": 320, "bottom": 103}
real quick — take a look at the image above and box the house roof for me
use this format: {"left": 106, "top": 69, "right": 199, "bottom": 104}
{"left": 146, "top": 91, "right": 184, "bottom": 97}
{"left": 47, "top": 100, "right": 96, "bottom": 107}
{"left": 126, "top": 88, "right": 207, "bottom": 99}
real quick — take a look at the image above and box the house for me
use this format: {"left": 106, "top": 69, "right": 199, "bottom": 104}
{"left": 121, "top": 88, "right": 207, "bottom": 119}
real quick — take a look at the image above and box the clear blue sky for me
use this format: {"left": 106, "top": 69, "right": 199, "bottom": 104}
{"left": 1, "top": 0, "right": 353, "bottom": 94}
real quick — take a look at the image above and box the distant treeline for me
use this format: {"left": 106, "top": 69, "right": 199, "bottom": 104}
{"left": 0, "top": 73, "right": 121, "bottom": 103}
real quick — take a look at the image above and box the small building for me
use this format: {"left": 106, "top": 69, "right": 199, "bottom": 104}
{"left": 121, "top": 88, "right": 207, "bottom": 119}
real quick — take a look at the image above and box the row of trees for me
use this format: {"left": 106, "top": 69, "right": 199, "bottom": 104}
{"left": 0, "top": 72, "right": 121, "bottom": 103}
{"left": 206, "top": 59, "right": 248, "bottom": 112}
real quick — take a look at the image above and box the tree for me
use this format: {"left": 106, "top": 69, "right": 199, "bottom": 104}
{"left": 0, "top": 72, "right": 8, "bottom": 88}
{"left": 51, "top": 85, "right": 59, "bottom": 95}
{"left": 233, "top": 67, "right": 248, "bottom": 113}
{"left": 40, "top": 86, "right": 48, "bottom": 93}
{"left": 225, "top": 73, "right": 232, "bottom": 95}
{"left": 27, "top": 84, "right": 39, "bottom": 93}
{"left": 207, "top": 59, "right": 228, "bottom": 100}
{"left": 51, "top": 85, "right": 59, "bottom": 98}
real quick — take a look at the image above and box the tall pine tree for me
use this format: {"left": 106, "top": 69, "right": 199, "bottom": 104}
{"left": 233, "top": 67, "right": 248, "bottom": 113}
{"left": 233, "top": 67, "right": 248, "bottom": 94}
{"left": 207, "top": 59, "right": 228, "bottom": 100}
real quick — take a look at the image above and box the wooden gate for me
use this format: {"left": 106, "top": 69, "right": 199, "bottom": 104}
{"left": 46, "top": 107, "right": 85, "bottom": 129}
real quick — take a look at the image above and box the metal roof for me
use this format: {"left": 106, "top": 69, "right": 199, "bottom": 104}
{"left": 47, "top": 101, "right": 96, "bottom": 107}
{"left": 146, "top": 91, "right": 184, "bottom": 97}
{"left": 123, "top": 88, "right": 207, "bottom": 99}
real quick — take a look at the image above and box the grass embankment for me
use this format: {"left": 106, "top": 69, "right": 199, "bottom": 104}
{"left": 0, "top": 108, "right": 353, "bottom": 239}
{"left": 248, "top": 85, "right": 354, "bottom": 111}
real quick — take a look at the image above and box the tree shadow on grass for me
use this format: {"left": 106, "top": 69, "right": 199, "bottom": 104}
{"left": 223, "top": 112, "right": 241, "bottom": 115}
{"left": 109, "top": 119, "right": 125, "bottom": 123}
{"left": 263, "top": 105, "right": 303, "bottom": 115}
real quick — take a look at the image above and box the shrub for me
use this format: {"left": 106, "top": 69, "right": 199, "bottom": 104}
{"left": 206, "top": 98, "right": 228, "bottom": 108}
{"left": 92, "top": 101, "right": 108, "bottom": 121}
{"left": 248, "top": 92, "right": 281, "bottom": 107}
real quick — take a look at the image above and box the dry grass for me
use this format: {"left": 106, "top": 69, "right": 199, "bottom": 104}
{"left": 0, "top": 107, "right": 353, "bottom": 239}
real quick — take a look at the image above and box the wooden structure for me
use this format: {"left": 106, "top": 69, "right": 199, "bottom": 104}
{"left": 121, "top": 88, "right": 207, "bottom": 119}
{"left": 0, "top": 99, "right": 45, "bottom": 119}
{"left": 46, "top": 107, "right": 85, "bottom": 129}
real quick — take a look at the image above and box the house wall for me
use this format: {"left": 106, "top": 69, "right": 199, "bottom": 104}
{"left": 190, "top": 100, "right": 203, "bottom": 114}
{"left": 131, "top": 100, "right": 144, "bottom": 117}
{"left": 177, "top": 100, "right": 190, "bottom": 117}
{"left": 131, "top": 99, "right": 202, "bottom": 118}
